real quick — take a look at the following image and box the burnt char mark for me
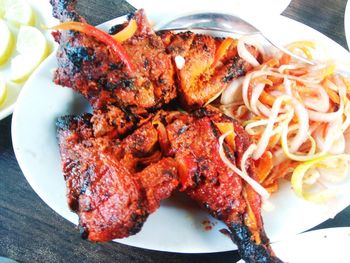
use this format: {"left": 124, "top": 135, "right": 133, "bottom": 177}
{"left": 193, "top": 108, "right": 211, "bottom": 118}
{"left": 108, "top": 24, "right": 125, "bottom": 35}
{"left": 223, "top": 55, "right": 247, "bottom": 83}
{"left": 50, "top": 0, "right": 82, "bottom": 22}
{"left": 56, "top": 114, "right": 92, "bottom": 132}
{"left": 65, "top": 45, "right": 95, "bottom": 71}
{"left": 228, "top": 223, "right": 283, "bottom": 263}
{"left": 193, "top": 106, "right": 222, "bottom": 119}
{"left": 109, "top": 62, "right": 124, "bottom": 70}
{"left": 80, "top": 166, "right": 94, "bottom": 195}
{"left": 105, "top": 79, "right": 134, "bottom": 92}
{"left": 121, "top": 106, "right": 140, "bottom": 130}
{"left": 128, "top": 212, "right": 148, "bottom": 236}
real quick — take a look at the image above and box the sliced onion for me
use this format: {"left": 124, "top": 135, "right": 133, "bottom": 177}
{"left": 281, "top": 117, "right": 331, "bottom": 162}
{"left": 237, "top": 36, "right": 260, "bottom": 67}
{"left": 220, "top": 77, "right": 244, "bottom": 105}
{"left": 256, "top": 100, "right": 271, "bottom": 116}
{"left": 218, "top": 131, "right": 270, "bottom": 200}
{"left": 302, "top": 84, "right": 330, "bottom": 113}
{"left": 257, "top": 70, "right": 320, "bottom": 84}
{"left": 242, "top": 72, "right": 254, "bottom": 110}
{"left": 307, "top": 86, "right": 345, "bottom": 122}
{"left": 240, "top": 35, "right": 266, "bottom": 59}
{"left": 278, "top": 64, "right": 298, "bottom": 73}
{"left": 289, "top": 99, "right": 309, "bottom": 152}
{"left": 329, "top": 134, "right": 345, "bottom": 154}
{"left": 342, "top": 102, "right": 350, "bottom": 132}
{"left": 323, "top": 78, "right": 339, "bottom": 91}
{"left": 283, "top": 78, "right": 293, "bottom": 96}
{"left": 253, "top": 96, "right": 291, "bottom": 160}
{"left": 241, "top": 144, "right": 257, "bottom": 177}
{"left": 250, "top": 83, "right": 265, "bottom": 115}
{"left": 245, "top": 113, "right": 289, "bottom": 136}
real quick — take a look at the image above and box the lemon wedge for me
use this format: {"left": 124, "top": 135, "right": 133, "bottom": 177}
{"left": 0, "top": 73, "right": 7, "bottom": 106}
{"left": 10, "top": 26, "right": 48, "bottom": 83}
{"left": 0, "top": 3, "right": 5, "bottom": 18}
{"left": 4, "top": 0, "right": 35, "bottom": 27}
{"left": 0, "top": 19, "right": 14, "bottom": 65}
{"left": 291, "top": 154, "right": 350, "bottom": 202}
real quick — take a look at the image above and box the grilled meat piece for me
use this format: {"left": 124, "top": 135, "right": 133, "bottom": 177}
{"left": 56, "top": 114, "right": 178, "bottom": 241}
{"left": 51, "top": 0, "right": 176, "bottom": 111}
{"left": 50, "top": 0, "right": 84, "bottom": 22}
{"left": 158, "top": 31, "right": 259, "bottom": 108}
{"left": 162, "top": 107, "right": 281, "bottom": 262}
{"left": 56, "top": 107, "right": 281, "bottom": 261}
{"left": 52, "top": 1, "right": 281, "bottom": 261}
{"left": 91, "top": 105, "right": 151, "bottom": 139}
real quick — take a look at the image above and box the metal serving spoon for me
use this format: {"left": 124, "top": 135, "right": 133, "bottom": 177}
{"left": 156, "top": 12, "right": 314, "bottom": 65}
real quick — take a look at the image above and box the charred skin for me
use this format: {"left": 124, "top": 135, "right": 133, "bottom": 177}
{"left": 227, "top": 223, "right": 283, "bottom": 263}
{"left": 50, "top": 0, "right": 83, "bottom": 22}
{"left": 162, "top": 107, "right": 281, "bottom": 262}
{"left": 51, "top": 0, "right": 257, "bottom": 112}
{"left": 158, "top": 31, "right": 259, "bottom": 109}
{"left": 51, "top": 0, "right": 176, "bottom": 111}
{"left": 56, "top": 115, "right": 178, "bottom": 241}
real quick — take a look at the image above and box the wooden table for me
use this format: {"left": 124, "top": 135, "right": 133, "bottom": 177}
{"left": 1, "top": 0, "right": 350, "bottom": 262}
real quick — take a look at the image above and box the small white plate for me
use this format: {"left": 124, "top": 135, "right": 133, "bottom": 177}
{"left": 271, "top": 227, "right": 350, "bottom": 263}
{"left": 12, "top": 14, "right": 350, "bottom": 253}
{"left": 0, "top": 0, "right": 58, "bottom": 120}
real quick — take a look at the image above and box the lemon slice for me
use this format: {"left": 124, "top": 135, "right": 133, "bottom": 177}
{"left": 0, "top": 73, "right": 7, "bottom": 106}
{"left": 10, "top": 26, "right": 48, "bottom": 83}
{"left": 0, "top": 19, "right": 14, "bottom": 64}
{"left": 0, "top": 4, "right": 5, "bottom": 18}
{"left": 16, "top": 25, "right": 48, "bottom": 55}
{"left": 4, "top": 0, "right": 35, "bottom": 27}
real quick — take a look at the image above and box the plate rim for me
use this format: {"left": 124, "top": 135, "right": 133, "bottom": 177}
{"left": 12, "top": 14, "right": 350, "bottom": 253}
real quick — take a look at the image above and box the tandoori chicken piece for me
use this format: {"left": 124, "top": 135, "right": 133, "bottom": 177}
{"left": 56, "top": 107, "right": 282, "bottom": 261}
{"left": 56, "top": 114, "right": 178, "bottom": 241}
{"left": 51, "top": 0, "right": 176, "bottom": 111}
{"left": 51, "top": 0, "right": 260, "bottom": 111}
{"left": 158, "top": 107, "right": 282, "bottom": 262}
{"left": 158, "top": 31, "right": 260, "bottom": 108}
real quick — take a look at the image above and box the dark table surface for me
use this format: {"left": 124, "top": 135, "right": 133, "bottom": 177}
{"left": 1, "top": 0, "right": 350, "bottom": 262}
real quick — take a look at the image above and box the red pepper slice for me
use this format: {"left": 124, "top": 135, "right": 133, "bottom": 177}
{"left": 52, "top": 22, "right": 135, "bottom": 75}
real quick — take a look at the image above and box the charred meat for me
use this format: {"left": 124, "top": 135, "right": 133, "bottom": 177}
{"left": 52, "top": 1, "right": 282, "bottom": 262}
{"left": 51, "top": 0, "right": 176, "bottom": 111}
{"left": 158, "top": 31, "right": 259, "bottom": 108}
{"left": 57, "top": 114, "right": 178, "bottom": 241}
{"left": 161, "top": 107, "right": 281, "bottom": 262}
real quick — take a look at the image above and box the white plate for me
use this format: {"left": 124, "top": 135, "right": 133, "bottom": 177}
{"left": 127, "top": 0, "right": 291, "bottom": 24}
{"left": 0, "top": 0, "right": 58, "bottom": 120}
{"left": 12, "top": 14, "right": 350, "bottom": 253}
{"left": 345, "top": 0, "right": 350, "bottom": 50}
{"left": 271, "top": 227, "right": 350, "bottom": 263}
